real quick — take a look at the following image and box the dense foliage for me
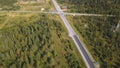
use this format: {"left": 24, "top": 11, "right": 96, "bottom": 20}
{"left": 0, "top": 14, "right": 84, "bottom": 68}
{"left": 57, "top": 0, "right": 120, "bottom": 67}
{"left": 57, "top": 0, "right": 120, "bottom": 15}
{"left": 0, "top": 0, "right": 17, "bottom": 6}
{"left": 68, "top": 16, "right": 120, "bottom": 68}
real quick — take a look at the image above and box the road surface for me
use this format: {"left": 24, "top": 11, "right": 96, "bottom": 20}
{"left": 0, "top": 11, "right": 114, "bottom": 17}
{"left": 65, "top": 12, "right": 114, "bottom": 17}
{"left": 52, "top": 0, "right": 96, "bottom": 68}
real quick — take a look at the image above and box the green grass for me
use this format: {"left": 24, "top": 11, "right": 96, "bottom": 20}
{"left": 0, "top": 0, "right": 19, "bottom": 11}
{"left": 0, "top": 0, "right": 17, "bottom": 6}
{"left": 0, "top": 13, "right": 41, "bottom": 30}
{"left": 0, "top": 0, "right": 54, "bottom": 11}
{"left": 0, "top": 14, "right": 86, "bottom": 68}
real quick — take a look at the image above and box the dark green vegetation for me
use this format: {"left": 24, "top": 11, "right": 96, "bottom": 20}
{"left": 0, "top": 14, "right": 86, "bottom": 68}
{"left": 57, "top": 0, "right": 120, "bottom": 15}
{"left": 58, "top": 0, "right": 120, "bottom": 67}
{"left": 0, "top": 0, "right": 17, "bottom": 6}
{"left": 67, "top": 16, "right": 120, "bottom": 68}
{"left": 0, "top": 0, "right": 20, "bottom": 10}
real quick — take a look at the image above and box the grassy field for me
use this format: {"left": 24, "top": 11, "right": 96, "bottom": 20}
{"left": 0, "top": 13, "right": 40, "bottom": 29}
{"left": 66, "top": 15, "right": 120, "bottom": 68}
{"left": 0, "top": 13, "right": 86, "bottom": 68}
{"left": 0, "top": 0, "right": 55, "bottom": 11}
{"left": 16, "top": 0, "right": 55, "bottom": 11}
{"left": 0, "top": 0, "right": 19, "bottom": 10}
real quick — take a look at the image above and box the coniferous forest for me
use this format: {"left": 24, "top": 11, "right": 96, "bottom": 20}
{"left": 57, "top": 0, "right": 120, "bottom": 15}
{"left": 58, "top": 0, "right": 120, "bottom": 67}
{"left": 0, "top": 14, "right": 86, "bottom": 68}
{"left": 67, "top": 16, "right": 120, "bottom": 68}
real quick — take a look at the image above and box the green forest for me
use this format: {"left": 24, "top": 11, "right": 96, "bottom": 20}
{"left": 57, "top": 0, "right": 120, "bottom": 67}
{"left": 57, "top": 0, "right": 120, "bottom": 15}
{"left": 0, "top": 14, "right": 86, "bottom": 68}
{"left": 67, "top": 15, "right": 120, "bottom": 68}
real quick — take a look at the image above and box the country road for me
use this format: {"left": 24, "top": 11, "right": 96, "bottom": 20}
{"left": 65, "top": 13, "right": 114, "bottom": 17}
{"left": 52, "top": 0, "right": 96, "bottom": 68}
{"left": 0, "top": 11, "right": 114, "bottom": 17}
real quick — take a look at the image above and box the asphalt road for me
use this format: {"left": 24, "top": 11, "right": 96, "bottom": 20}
{"left": 52, "top": 0, "right": 96, "bottom": 68}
